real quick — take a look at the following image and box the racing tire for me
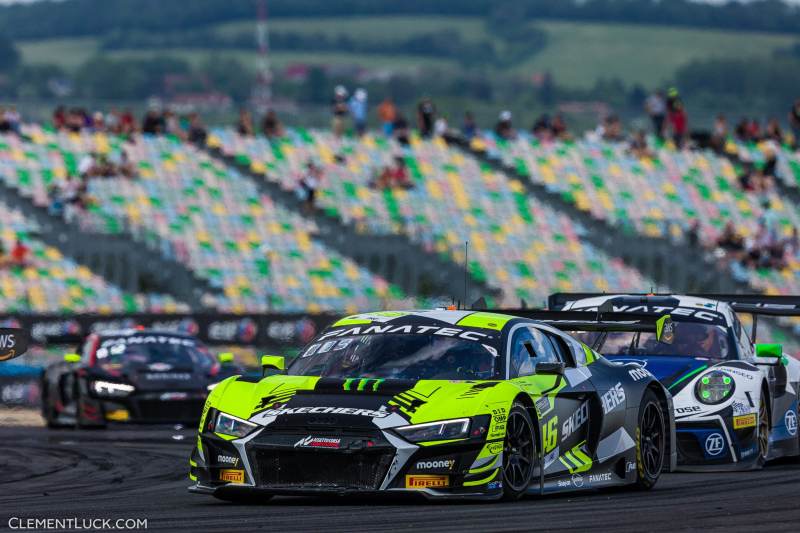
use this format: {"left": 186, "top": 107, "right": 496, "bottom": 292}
{"left": 634, "top": 389, "right": 665, "bottom": 490}
{"left": 501, "top": 402, "right": 537, "bottom": 501}
{"left": 755, "top": 396, "right": 770, "bottom": 468}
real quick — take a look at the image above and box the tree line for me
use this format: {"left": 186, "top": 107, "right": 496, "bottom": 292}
{"left": 1, "top": 0, "right": 799, "bottom": 40}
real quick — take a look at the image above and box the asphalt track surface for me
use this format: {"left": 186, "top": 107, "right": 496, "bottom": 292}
{"left": 1, "top": 426, "right": 799, "bottom": 533}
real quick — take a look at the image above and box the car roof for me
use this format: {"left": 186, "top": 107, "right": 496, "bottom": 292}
{"left": 97, "top": 328, "right": 197, "bottom": 340}
{"left": 329, "top": 310, "right": 523, "bottom": 332}
{"left": 560, "top": 294, "right": 735, "bottom": 326}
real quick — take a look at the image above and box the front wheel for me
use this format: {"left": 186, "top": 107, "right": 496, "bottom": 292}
{"left": 501, "top": 403, "right": 536, "bottom": 501}
{"left": 634, "top": 389, "right": 665, "bottom": 490}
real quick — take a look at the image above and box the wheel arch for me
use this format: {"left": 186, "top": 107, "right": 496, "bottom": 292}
{"left": 645, "top": 380, "right": 677, "bottom": 473}
{"left": 513, "top": 392, "right": 541, "bottom": 449}
{"left": 760, "top": 379, "right": 772, "bottom": 429}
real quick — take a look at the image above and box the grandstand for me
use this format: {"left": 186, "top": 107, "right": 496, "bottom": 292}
{"left": 1, "top": 120, "right": 800, "bottom": 355}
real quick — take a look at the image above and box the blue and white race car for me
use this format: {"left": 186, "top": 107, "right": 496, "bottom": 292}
{"left": 548, "top": 293, "right": 800, "bottom": 471}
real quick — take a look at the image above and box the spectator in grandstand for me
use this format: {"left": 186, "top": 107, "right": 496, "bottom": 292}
{"left": 47, "top": 184, "right": 64, "bottom": 217}
{"left": 349, "top": 88, "right": 368, "bottom": 137}
{"left": 495, "top": 110, "right": 516, "bottom": 140}
{"left": 551, "top": 113, "right": 571, "bottom": 141}
{"left": 711, "top": 114, "right": 728, "bottom": 153}
{"left": 117, "top": 147, "right": 137, "bottom": 179}
{"left": 790, "top": 99, "right": 800, "bottom": 149}
{"left": 645, "top": 90, "right": 667, "bottom": 140}
{"left": 297, "top": 161, "right": 322, "bottom": 212}
{"left": 52, "top": 106, "right": 67, "bottom": 130}
{"left": 667, "top": 100, "right": 688, "bottom": 149}
{"left": 378, "top": 97, "right": 397, "bottom": 137}
{"left": 187, "top": 113, "right": 208, "bottom": 145}
{"left": 373, "top": 156, "right": 412, "bottom": 190}
{"left": 716, "top": 221, "right": 746, "bottom": 258}
{"left": 532, "top": 114, "right": 553, "bottom": 142}
{"left": 164, "top": 110, "right": 184, "bottom": 139}
{"left": 142, "top": 109, "right": 164, "bottom": 135}
{"left": 78, "top": 152, "right": 98, "bottom": 178}
{"left": 746, "top": 118, "right": 761, "bottom": 141}
{"left": 393, "top": 113, "right": 410, "bottom": 146}
{"left": 262, "top": 109, "right": 284, "bottom": 139}
{"left": 237, "top": 108, "right": 254, "bottom": 136}
{"left": 687, "top": 220, "right": 701, "bottom": 248}
{"left": 434, "top": 115, "right": 448, "bottom": 138}
{"left": 0, "top": 241, "right": 8, "bottom": 268}
{"left": 10, "top": 239, "right": 30, "bottom": 268}
{"left": 332, "top": 85, "right": 349, "bottom": 138}
{"left": 417, "top": 97, "right": 436, "bottom": 138}
{"left": 734, "top": 118, "right": 750, "bottom": 142}
{"left": 90, "top": 111, "right": 104, "bottom": 132}
{"left": 462, "top": 111, "right": 477, "bottom": 141}
{"left": 120, "top": 109, "right": 136, "bottom": 136}
{"left": 597, "top": 114, "right": 624, "bottom": 142}
{"left": 1, "top": 106, "right": 21, "bottom": 135}
{"left": 627, "top": 130, "right": 654, "bottom": 159}
{"left": 105, "top": 108, "right": 120, "bottom": 134}
{"left": 765, "top": 118, "right": 783, "bottom": 144}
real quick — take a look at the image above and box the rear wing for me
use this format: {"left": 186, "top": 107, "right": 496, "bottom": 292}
{"left": 485, "top": 309, "right": 674, "bottom": 348}
{"left": 547, "top": 292, "right": 800, "bottom": 343}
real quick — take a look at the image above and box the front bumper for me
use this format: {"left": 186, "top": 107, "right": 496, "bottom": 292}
{"left": 94, "top": 391, "right": 207, "bottom": 424}
{"left": 189, "top": 426, "right": 503, "bottom": 500}
{"left": 675, "top": 417, "right": 759, "bottom": 471}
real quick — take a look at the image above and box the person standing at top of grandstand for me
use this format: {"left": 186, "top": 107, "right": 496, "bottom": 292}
{"left": 765, "top": 118, "right": 783, "bottom": 144}
{"left": 187, "top": 113, "right": 207, "bottom": 145}
{"left": 668, "top": 100, "right": 688, "bottom": 149}
{"left": 142, "top": 109, "right": 164, "bottom": 135}
{"left": 349, "top": 88, "right": 368, "bottom": 137}
{"left": 417, "top": 97, "right": 436, "bottom": 138}
{"left": 789, "top": 99, "right": 800, "bottom": 149}
{"left": 52, "top": 106, "right": 67, "bottom": 130}
{"left": 332, "top": 85, "right": 349, "bottom": 138}
{"left": 462, "top": 112, "right": 477, "bottom": 141}
{"left": 237, "top": 108, "right": 254, "bottom": 136}
{"left": 378, "top": 97, "right": 397, "bottom": 138}
{"left": 495, "top": 110, "right": 516, "bottom": 140}
{"left": 645, "top": 90, "right": 666, "bottom": 140}
{"left": 711, "top": 114, "right": 728, "bottom": 153}
{"left": 262, "top": 109, "right": 284, "bottom": 139}
{"left": 298, "top": 161, "right": 322, "bottom": 212}
{"left": 393, "top": 114, "right": 410, "bottom": 146}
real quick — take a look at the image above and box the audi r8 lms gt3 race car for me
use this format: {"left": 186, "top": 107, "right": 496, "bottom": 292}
{"left": 41, "top": 328, "right": 243, "bottom": 427}
{"left": 189, "top": 309, "right": 676, "bottom": 502}
{"left": 550, "top": 293, "right": 800, "bottom": 471}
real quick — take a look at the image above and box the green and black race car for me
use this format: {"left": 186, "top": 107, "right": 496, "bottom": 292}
{"left": 188, "top": 309, "right": 677, "bottom": 501}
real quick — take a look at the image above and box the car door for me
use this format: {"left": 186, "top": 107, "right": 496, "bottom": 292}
{"left": 508, "top": 324, "right": 594, "bottom": 479}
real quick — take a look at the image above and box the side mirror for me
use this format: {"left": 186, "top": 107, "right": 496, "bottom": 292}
{"left": 755, "top": 343, "right": 782, "bottom": 365}
{"left": 261, "top": 355, "right": 285, "bottom": 376}
{"left": 217, "top": 352, "right": 234, "bottom": 364}
{"left": 535, "top": 361, "right": 565, "bottom": 376}
{"left": 64, "top": 353, "right": 81, "bottom": 363}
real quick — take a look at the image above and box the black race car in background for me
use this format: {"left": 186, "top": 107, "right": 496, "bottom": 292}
{"left": 41, "top": 328, "right": 243, "bottom": 427}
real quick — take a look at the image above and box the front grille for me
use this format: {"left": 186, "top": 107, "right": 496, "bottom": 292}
{"left": 136, "top": 400, "right": 204, "bottom": 422}
{"left": 253, "top": 449, "right": 393, "bottom": 490}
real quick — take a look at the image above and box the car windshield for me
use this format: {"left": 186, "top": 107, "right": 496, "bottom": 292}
{"left": 289, "top": 334, "right": 499, "bottom": 380}
{"left": 571, "top": 322, "right": 732, "bottom": 359}
{"left": 95, "top": 335, "right": 214, "bottom": 370}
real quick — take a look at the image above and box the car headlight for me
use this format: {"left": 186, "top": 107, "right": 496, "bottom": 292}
{"left": 395, "top": 418, "right": 470, "bottom": 443}
{"left": 91, "top": 380, "right": 135, "bottom": 397}
{"left": 206, "top": 382, "right": 219, "bottom": 392}
{"left": 213, "top": 412, "right": 257, "bottom": 438}
{"left": 695, "top": 371, "right": 735, "bottom": 404}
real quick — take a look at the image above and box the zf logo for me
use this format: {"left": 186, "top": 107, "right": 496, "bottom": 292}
{"left": 786, "top": 410, "right": 798, "bottom": 436}
{"left": 704, "top": 433, "right": 725, "bottom": 456}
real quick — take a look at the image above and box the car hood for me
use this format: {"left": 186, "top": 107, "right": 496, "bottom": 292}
{"left": 210, "top": 375, "right": 509, "bottom": 428}
{"left": 604, "top": 354, "right": 720, "bottom": 393}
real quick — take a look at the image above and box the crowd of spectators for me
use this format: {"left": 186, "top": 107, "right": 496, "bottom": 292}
{"left": 715, "top": 202, "right": 799, "bottom": 273}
